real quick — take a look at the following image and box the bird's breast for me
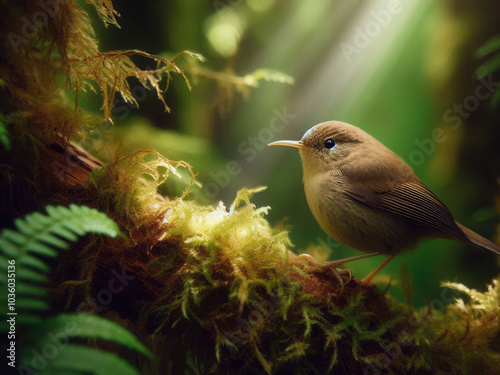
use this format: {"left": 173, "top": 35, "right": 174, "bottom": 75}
{"left": 303, "top": 172, "right": 354, "bottom": 242}
{"left": 303, "top": 172, "right": 419, "bottom": 255}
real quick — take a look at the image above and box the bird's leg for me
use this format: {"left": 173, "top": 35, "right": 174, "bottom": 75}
{"left": 296, "top": 252, "right": 381, "bottom": 268}
{"left": 361, "top": 255, "right": 395, "bottom": 285}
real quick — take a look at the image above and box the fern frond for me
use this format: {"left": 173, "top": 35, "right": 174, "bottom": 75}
{"left": 0, "top": 206, "right": 149, "bottom": 374}
{"left": 476, "top": 35, "right": 500, "bottom": 107}
{"left": 476, "top": 36, "right": 500, "bottom": 58}
{"left": 6, "top": 204, "right": 124, "bottom": 259}
{"left": 0, "top": 204, "right": 125, "bottom": 329}
{"left": 0, "top": 115, "right": 10, "bottom": 150}
{"left": 40, "top": 345, "right": 141, "bottom": 375}
{"left": 20, "top": 314, "right": 151, "bottom": 374}
{"left": 35, "top": 314, "right": 152, "bottom": 359}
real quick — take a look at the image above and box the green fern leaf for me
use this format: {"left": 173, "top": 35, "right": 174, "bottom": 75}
{"left": 492, "top": 88, "right": 500, "bottom": 107}
{"left": 15, "top": 284, "right": 48, "bottom": 297}
{"left": 16, "top": 299, "right": 49, "bottom": 312}
{"left": 7, "top": 204, "right": 125, "bottom": 259}
{"left": 25, "top": 241, "right": 59, "bottom": 257}
{"left": 0, "top": 255, "right": 9, "bottom": 270}
{"left": 0, "top": 204, "right": 125, "bottom": 329}
{"left": 2, "top": 229, "right": 27, "bottom": 246}
{"left": 17, "top": 254, "right": 51, "bottom": 272}
{"left": 475, "top": 36, "right": 500, "bottom": 108}
{"left": 16, "top": 315, "right": 42, "bottom": 326}
{"left": 0, "top": 238, "right": 17, "bottom": 257}
{"left": 476, "top": 57, "right": 500, "bottom": 79}
{"left": 0, "top": 204, "right": 124, "bottom": 261}
{"left": 13, "top": 217, "right": 37, "bottom": 236}
{"left": 476, "top": 36, "right": 500, "bottom": 58}
{"left": 40, "top": 345, "right": 141, "bottom": 375}
{"left": 0, "top": 116, "right": 10, "bottom": 151}
{"left": 33, "top": 232, "right": 70, "bottom": 250}
{"left": 25, "top": 211, "right": 52, "bottom": 227}
{"left": 26, "top": 314, "right": 151, "bottom": 375}
{"left": 16, "top": 268, "right": 49, "bottom": 283}
{"left": 37, "top": 314, "right": 152, "bottom": 358}
{"left": 46, "top": 223, "right": 80, "bottom": 241}
{"left": 0, "top": 206, "right": 146, "bottom": 373}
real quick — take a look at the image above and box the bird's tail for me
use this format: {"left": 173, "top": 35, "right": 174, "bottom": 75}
{"left": 456, "top": 222, "right": 500, "bottom": 255}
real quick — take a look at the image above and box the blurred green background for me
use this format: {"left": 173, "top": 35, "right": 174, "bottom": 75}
{"left": 84, "top": 0, "right": 500, "bottom": 307}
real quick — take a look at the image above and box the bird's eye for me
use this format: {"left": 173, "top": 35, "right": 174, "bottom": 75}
{"left": 324, "top": 138, "right": 336, "bottom": 150}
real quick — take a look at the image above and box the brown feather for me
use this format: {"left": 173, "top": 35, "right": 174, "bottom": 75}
{"left": 342, "top": 179, "right": 469, "bottom": 240}
{"left": 336, "top": 141, "right": 472, "bottom": 244}
{"left": 456, "top": 222, "right": 500, "bottom": 254}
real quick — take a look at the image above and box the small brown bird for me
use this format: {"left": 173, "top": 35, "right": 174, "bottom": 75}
{"left": 268, "top": 121, "right": 500, "bottom": 283}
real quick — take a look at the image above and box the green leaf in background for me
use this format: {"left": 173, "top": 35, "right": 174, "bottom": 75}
{"left": 0, "top": 114, "right": 10, "bottom": 151}
{"left": 0, "top": 204, "right": 125, "bottom": 330}
{"left": 40, "top": 345, "right": 142, "bottom": 375}
{"left": 476, "top": 35, "right": 500, "bottom": 107}
{"left": 475, "top": 35, "right": 500, "bottom": 58}
{"left": 35, "top": 314, "right": 152, "bottom": 359}
{"left": 0, "top": 206, "right": 149, "bottom": 374}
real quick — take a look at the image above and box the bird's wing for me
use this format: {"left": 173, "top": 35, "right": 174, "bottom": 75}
{"left": 341, "top": 165, "right": 468, "bottom": 241}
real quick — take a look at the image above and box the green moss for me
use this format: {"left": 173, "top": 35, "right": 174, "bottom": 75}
{"left": 43, "top": 151, "right": 500, "bottom": 374}
{"left": 140, "top": 184, "right": 500, "bottom": 373}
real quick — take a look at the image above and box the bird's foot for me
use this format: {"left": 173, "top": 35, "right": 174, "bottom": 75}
{"left": 296, "top": 252, "right": 381, "bottom": 269}
{"left": 361, "top": 255, "right": 395, "bottom": 285}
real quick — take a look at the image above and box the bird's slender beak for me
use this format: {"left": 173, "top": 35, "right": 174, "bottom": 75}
{"left": 267, "top": 140, "right": 308, "bottom": 149}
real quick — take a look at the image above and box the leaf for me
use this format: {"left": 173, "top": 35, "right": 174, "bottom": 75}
{"left": 0, "top": 238, "right": 17, "bottom": 257}
{"left": 17, "top": 254, "right": 50, "bottom": 272}
{"left": 39, "top": 345, "right": 141, "bottom": 375}
{"left": 1, "top": 204, "right": 125, "bottom": 261}
{"left": 16, "top": 299, "right": 49, "bottom": 312}
{"left": 15, "top": 284, "right": 48, "bottom": 297}
{"left": 37, "top": 314, "right": 152, "bottom": 358}
{"left": 0, "top": 116, "right": 10, "bottom": 151}
{"left": 475, "top": 37, "right": 500, "bottom": 108}
{"left": 2, "top": 229, "right": 27, "bottom": 245}
{"left": 476, "top": 57, "right": 500, "bottom": 79}
{"left": 16, "top": 315, "right": 42, "bottom": 326}
{"left": 491, "top": 88, "right": 500, "bottom": 107}
{"left": 26, "top": 242, "right": 59, "bottom": 257}
{"left": 36, "top": 232, "right": 70, "bottom": 250}
{"left": 476, "top": 36, "right": 500, "bottom": 58}
{"left": 1, "top": 206, "right": 145, "bottom": 374}
{"left": 16, "top": 268, "right": 49, "bottom": 283}
{"left": 0, "top": 205, "right": 126, "bottom": 332}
